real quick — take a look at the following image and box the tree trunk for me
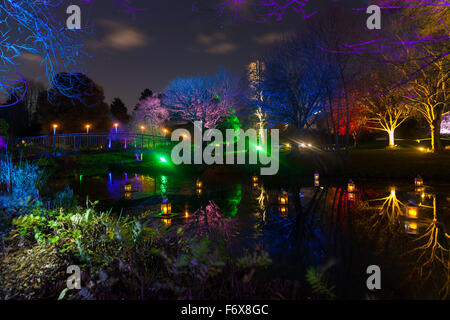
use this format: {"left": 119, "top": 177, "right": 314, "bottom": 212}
{"left": 430, "top": 108, "right": 443, "bottom": 153}
{"left": 388, "top": 130, "right": 395, "bottom": 147}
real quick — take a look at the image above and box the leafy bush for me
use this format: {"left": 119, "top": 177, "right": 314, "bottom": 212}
{"left": 5, "top": 202, "right": 275, "bottom": 299}
{"left": 0, "top": 155, "right": 47, "bottom": 238}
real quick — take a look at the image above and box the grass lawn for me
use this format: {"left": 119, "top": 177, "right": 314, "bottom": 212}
{"left": 343, "top": 148, "right": 450, "bottom": 180}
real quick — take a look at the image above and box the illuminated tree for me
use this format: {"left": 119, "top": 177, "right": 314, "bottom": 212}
{"left": 329, "top": 98, "right": 369, "bottom": 148}
{"left": 133, "top": 95, "right": 169, "bottom": 136}
{"left": 363, "top": 70, "right": 410, "bottom": 147}
{"left": 164, "top": 69, "right": 240, "bottom": 130}
{"left": 393, "top": 46, "right": 449, "bottom": 152}
{"left": 247, "top": 61, "right": 268, "bottom": 143}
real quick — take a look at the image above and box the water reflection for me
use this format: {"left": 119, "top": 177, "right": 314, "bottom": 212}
{"left": 49, "top": 172, "right": 450, "bottom": 299}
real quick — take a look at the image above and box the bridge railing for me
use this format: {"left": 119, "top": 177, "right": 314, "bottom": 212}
{"left": 6, "top": 132, "right": 173, "bottom": 157}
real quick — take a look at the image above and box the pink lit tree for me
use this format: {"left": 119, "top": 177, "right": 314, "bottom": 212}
{"left": 133, "top": 94, "right": 169, "bottom": 146}
{"left": 163, "top": 69, "right": 240, "bottom": 131}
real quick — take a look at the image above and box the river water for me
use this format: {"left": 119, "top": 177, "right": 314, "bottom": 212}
{"left": 47, "top": 171, "right": 450, "bottom": 299}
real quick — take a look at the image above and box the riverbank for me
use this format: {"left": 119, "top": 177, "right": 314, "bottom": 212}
{"left": 39, "top": 147, "right": 450, "bottom": 182}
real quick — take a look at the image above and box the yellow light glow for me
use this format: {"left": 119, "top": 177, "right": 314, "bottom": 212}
{"left": 161, "top": 201, "right": 172, "bottom": 215}
{"left": 278, "top": 192, "right": 288, "bottom": 205}
{"left": 415, "top": 175, "right": 423, "bottom": 187}
{"left": 278, "top": 205, "right": 288, "bottom": 217}
{"left": 348, "top": 192, "right": 355, "bottom": 202}
{"left": 114, "top": 123, "right": 119, "bottom": 128}
{"left": 406, "top": 206, "right": 418, "bottom": 219}
{"left": 52, "top": 124, "right": 58, "bottom": 129}
{"left": 348, "top": 180, "right": 355, "bottom": 193}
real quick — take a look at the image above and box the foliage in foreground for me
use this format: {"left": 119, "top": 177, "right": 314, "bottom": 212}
{"left": 0, "top": 201, "right": 316, "bottom": 300}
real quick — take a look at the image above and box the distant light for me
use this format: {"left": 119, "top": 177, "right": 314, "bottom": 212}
{"left": 52, "top": 124, "right": 58, "bottom": 129}
{"left": 159, "top": 156, "right": 167, "bottom": 163}
{"left": 308, "top": 143, "right": 312, "bottom": 148}
{"left": 114, "top": 123, "right": 119, "bottom": 128}
{"left": 255, "top": 145, "right": 263, "bottom": 151}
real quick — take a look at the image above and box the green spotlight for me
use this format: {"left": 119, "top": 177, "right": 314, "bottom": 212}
{"left": 159, "top": 156, "right": 167, "bottom": 163}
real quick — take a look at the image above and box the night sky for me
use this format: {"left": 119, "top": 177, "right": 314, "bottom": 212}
{"left": 19, "top": 0, "right": 364, "bottom": 110}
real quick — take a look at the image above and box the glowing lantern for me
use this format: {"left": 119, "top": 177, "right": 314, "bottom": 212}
{"left": 406, "top": 203, "right": 419, "bottom": 219}
{"left": 196, "top": 178, "right": 203, "bottom": 189}
{"left": 196, "top": 188, "right": 203, "bottom": 196}
{"left": 278, "top": 191, "right": 288, "bottom": 205}
{"left": 414, "top": 175, "right": 423, "bottom": 187}
{"left": 85, "top": 124, "right": 90, "bottom": 134}
{"left": 161, "top": 199, "right": 172, "bottom": 216}
{"left": 124, "top": 183, "right": 132, "bottom": 192}
{"left": 314, "top": 173, "right": 319, "bottom": 187}
{"left": 252, "top": 175, "right": 259, "bottom": 183}
{"left": 162, "top": 219, "right": 171, "bottom": 226}
{"left": 347, "top": 179, "right": 355, "bottom": 193}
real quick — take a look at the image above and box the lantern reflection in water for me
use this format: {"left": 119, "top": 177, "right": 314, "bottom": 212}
{"left": 348, "top": 192, "right": 355, "bottom": 202}
{"left": 415, "top": 175, "right": 423, "bottom": 187}
{"left": 405, "top": 221, "right": 418, "bottom": 235}
{"left": 278, "top": 205, "right": 288, "bottom": 218}
{"left": 314, "top": 173, "right": 319, "bottom": 187}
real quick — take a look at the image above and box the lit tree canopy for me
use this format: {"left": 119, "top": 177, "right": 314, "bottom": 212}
{"left": 133, "top": 95, "right": 169, "bottom": 135}
{"left": 163, "top": 69, "right": 241, "bottom": 130}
